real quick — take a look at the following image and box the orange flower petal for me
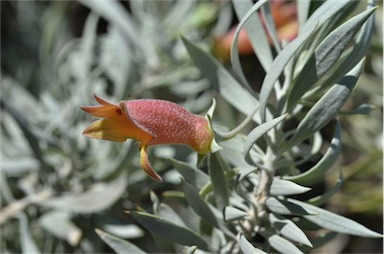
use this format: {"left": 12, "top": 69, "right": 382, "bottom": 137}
{"left": 139, "top": 146, "right": 162, "bottom": 182}
{"left": 93, "top": 94, "right": 115, "bottom": 106}
{"left": 80, "top": 95, "right": 122, "bottom": 118}
{"left": 80, "top": 104, "right": 120, "bottom": 118}
{"left": 82, "top": 118, "right": 151, "bottom": 142}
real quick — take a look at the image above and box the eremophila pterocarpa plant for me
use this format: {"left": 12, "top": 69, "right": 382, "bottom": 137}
{"left": 1, "top": 1, "right": 382, "bottom": 253}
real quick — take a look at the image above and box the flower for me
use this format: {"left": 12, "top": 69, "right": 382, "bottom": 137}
{"left": 81, "top": 95, "right": 214, "bottom": 182}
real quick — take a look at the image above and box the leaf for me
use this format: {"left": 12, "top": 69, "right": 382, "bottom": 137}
{"left": 187, "top": 245, "right": 197, "bottom": 254}
{"left": 223, "top": 206, "right": 249, "bottom": 222}
{"left": 296, "top": 0, "right": 311, "bottom": 30}
{"left": 231, "top": 0, "right": 271, "bottom": 90}
{"left": 102, "top": 224, "right": 144, "bottom": 239}
{"left": 269, "top": 213, "right": 312, "bottom": 247}
{"left": 156, "top": 203, "right": 187, "bottom": 228}
{"left": 39, "top": 173, "right": 128, "bottom": 213}
{"left": 258, "top": 25, "right": 317, "bottom": 121}
{"left": 306, "top": 231, "right": 337, "bottom": 249}
{"left": 39, "top": 211, "right": 82, "bottom": 246}
{"left": 318, "top": 1, "right": 375, "bottom": 95}
{"left": 161, "top": 190, "right": 185, "bottom": 200}
{"left": 182, "top": 179, "right": 219, "bottom": 228}
{"left": 95, "top": 229, "right": 146, "bottom": 254}
{"left": 300, "top": 1, "right": 357, "bottom": 35}
{"left": 169, "top": 158, "right": 209, "bottom": 189}
{"left": 260, "top": 3, "right": 281, "bottom": 53}
{"left": 237, "top": 167, "right": 258, "bottom": 183}
{"left": 240, "top": 235, "right": 267, "bottom": 254}
{"left": 129, "top": 211, "right": 210, "bottom": 251}
{"left": 339, "top": 103, "right": 374, "bottom": 115}
{"left": 265, "top": 197, "right": 314, "bottom": 216}
{"left": 232, "top": 0, "right": 273, "bottom": 71}
{"left": 269, "top": 178, "right": 311, "bottom": 196}
{"left": 1, "top": 157, "right": 39, "bottom": 175}
{"left": 208, "top": 153, "right": 230, "bottom": 210}
{"left": 283, "top": 120, "right": 341, "bottom": 184}
{"left": 19, "top": 213, "right": 41, "bottom": 254}
{"left": 267, "top": 234, "right": 303, "bottom": 254}
{"left": 243, "top": 114, "right": 287, "bottom": 157}
{"left": 220, "top": 135, "right": 256, "bottom": 173}
{"left": 283, "top": 59, "right": 364, "bottom": 151}
{"left": 162, "top": 1, "right": 194, "bottom": 34}
{"left": 287, "top": 7, "right": 375, "bottom": 110}
{"left": 288, "top": 198, "right": 383, "bottom": 238}
{"left": 182, "top": 37, "right": 265, "bottom": 124}
{"left": 307, "top": 171, "right": 343, "bottom": 206}
{"left": 78, "top": 0, "right": 142, "bottom": 51}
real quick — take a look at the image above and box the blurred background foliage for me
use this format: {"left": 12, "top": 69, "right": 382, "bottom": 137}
{"left": 0, "top": 1, "right": 382, "bottom": 253}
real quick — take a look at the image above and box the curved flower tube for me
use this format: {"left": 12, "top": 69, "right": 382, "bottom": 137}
{"left": 81, "top": 95, "right": 214, "bottom": 182}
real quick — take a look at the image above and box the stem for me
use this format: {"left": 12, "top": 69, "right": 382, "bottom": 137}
{"left": 215, "top": 106, "right": 259, "bottom": 140}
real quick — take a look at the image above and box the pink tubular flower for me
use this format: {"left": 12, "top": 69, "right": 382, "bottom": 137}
{"left": 80, "top": 95, "right": 214, "bottom": 182}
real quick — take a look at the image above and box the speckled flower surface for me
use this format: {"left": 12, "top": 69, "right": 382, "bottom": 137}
{"left": 81, "top": 95, "right": 213, "bottom": 181}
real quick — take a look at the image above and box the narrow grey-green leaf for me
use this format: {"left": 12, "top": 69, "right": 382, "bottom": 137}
{"left": 339, "top": 103, "right": 374, "bottom": 115}
{"left": 220, "top": 135, "right": 255, "bottom": 173}
{"left": 95, "top": 229, "right": 146, "bottom": 254}
{"left": 287, "top": 8, "right": 375, "bottom": 110}
{"left": 223, "top": 206, "right": 249, "bottom": 222}
{"left": 129, "top": 211, "right": 209, "bottom": 251}
{"left": 208, "top": 153, "right": 230, "bottom": 210}
{"left": 39, "top": 173, "right": 128, "bottom": 213}
{"left": 240, "top": 235, "right": 267, "bottom": 254}
{"left": 260, "top": 3, "right": 281, "bottom": 53}
{"left": 19, "top": 214, "right": 41, "bottom": 254}
{"left": 39, "top": 211, "right": 81, "bottom": 246}
{"left": 187, "top": 245, "right": 197, "bottom": 254}
{"left": 244, "top": 114, "right": 287, "bottom": 156}
{"left": 182, "top": 179, "right": 219, "bottom": 228}
{"left": 231, "top": 0, "right": 270, "bottom": 89}
{"left": 78, "top": 0, "right": 141, "bottom": 50}
{"left": 269, "top": 213, "right": 312, "bottom": 247}
{"left": 156, "top": 203, "right": 187, "bottom": 228}
{"left": 307, "top": 172, "right": 343, "bottom": 206}
{"left": 292, "top": 217, "right": 322, "bottom": 231}
{"left": 169, "top": 158, "right": 209, "bottom": 189}
{"left": 283, "top": 120, "right": 341, "bottom": 184}
{"left": 162, "top": 1, "right": 194, "bottom": 34}
{"left": 102, "top": 224, "right": 144, "bottom": 239}
{"left": 284, "top": 60, "right": 364, "bottom": 151}
{"left": 237, "top": 167, "right": 258, "bottom": 183}
{"left": 269, "top": 178, "right": 311, "bottom": 196}
{"left": 288, "top": 198, "right": 383, "bottom": 238}
{"left": 268, "top": 234, "right": 303, "bottom": 254}
{"left": 317, "top": 1, "right": 375, "bottom": 96}
{"left": 259, "top": 24, "right": 317, "bottom": 121}
{"left": 306, "top": 231, "right": 337, "bottom": 249}
{"left": 296, "top": 0, "right": 311, "bottom": 31}
{"left": 182, "top": 37, "right": 264, "bottom": 124}
{"left": 266, "top": 197, "right": 314, "bottom": 216}
{"left": 300, "top": 1, "right": 357, "bottom": 35}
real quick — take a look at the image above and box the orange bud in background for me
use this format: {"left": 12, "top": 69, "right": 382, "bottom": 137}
{"left": 213, "top": 0, "right": 298, "bottom": 61}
